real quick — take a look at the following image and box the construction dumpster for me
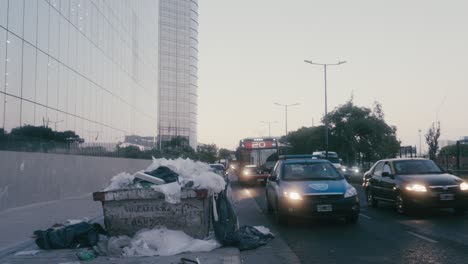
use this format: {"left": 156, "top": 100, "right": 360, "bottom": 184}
{"left": 93, "top": 188, "right": 211, "bottom": 239}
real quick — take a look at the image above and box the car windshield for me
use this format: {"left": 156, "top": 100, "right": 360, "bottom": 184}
{"left": 393, "top": 160, "right": 443, "bottom": 175}
{"left": 283, "top": 162, "right": 343, "bottom": 181}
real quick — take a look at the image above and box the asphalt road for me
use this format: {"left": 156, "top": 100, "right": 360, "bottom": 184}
{"left": 233, "top": 179, "right": 468, "bottom": 264}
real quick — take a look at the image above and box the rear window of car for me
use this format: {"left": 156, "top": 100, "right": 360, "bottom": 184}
{"left": 210, "top": 165, "right": 225, "bottom": 170}
{"left": 393, "top": 160, "right": 443, "bottom": 175}
{"left": 282, "top": 162, "right": 342, "bottom": 181}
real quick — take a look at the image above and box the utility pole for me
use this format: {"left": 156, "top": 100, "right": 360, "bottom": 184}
{"left": 304, "top": 59, "right": 346, "bottom": 158}
{"left": 260, "top": 121, "right": 277, "bottom": 137}
{"left": 418, "top": 129, "right": 422, "bottom": 157}
{"left": 274, "top": 103, "right": 299, "bottom": 136}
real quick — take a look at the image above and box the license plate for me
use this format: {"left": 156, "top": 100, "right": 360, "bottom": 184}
{"left": 440, "top": 194, "right": 455, "bottom": 201}
{"left": 257, "top": 178, "right": 264, "bottom": 182}
{"left": 317, "top": 204, "right": 333, "bottom": 212}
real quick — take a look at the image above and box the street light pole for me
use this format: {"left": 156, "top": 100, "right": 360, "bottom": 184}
{"left": 418, "top": 129, "right": 422, "bottom": 157}
{"left": 260, "top": 121, "right": 277, "bottom": 137}
{"left": 304, "top": 60, "right": 346, "bottom": 158}
{"left": 274, "top": 103, "right": 299, "bottom": 136}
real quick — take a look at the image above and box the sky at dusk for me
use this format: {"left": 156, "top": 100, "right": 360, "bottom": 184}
{"left": 197, "top": 0, "right": 468, "bottom": 150}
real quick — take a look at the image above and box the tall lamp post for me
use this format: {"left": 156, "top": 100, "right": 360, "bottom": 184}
{"left": 418, "top": 129, "right": 422, "bottom": 157}
{"left": 274, "top": 103, "right": 299, "bottom": 136}
{"left": 304, "top": 60, "right": 346, "bottom": 158}
{"left": 260, "top": 121, "right": 277, "bottom": 137}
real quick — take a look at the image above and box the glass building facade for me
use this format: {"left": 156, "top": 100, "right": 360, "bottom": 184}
{"left": 158, "top": 0, "right": 198, "bottom": 149}
{"left": 0, "top": 0, "right": 159, "bottom": 145}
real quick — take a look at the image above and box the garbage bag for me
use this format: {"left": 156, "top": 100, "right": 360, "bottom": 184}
{"left": 212, "top": 188, "right": 239, "bottom": 246}
{"left": 33, "top": 222, "right": 107, "bottom": 250}
{"left": 212, "top": 187, "right": 274, "bottom": 251}
{"left": 144, "top": 166, "right": 179, "bottom": 183}
{"left": 236, "top": 226, "right": 274, "bottom": 251}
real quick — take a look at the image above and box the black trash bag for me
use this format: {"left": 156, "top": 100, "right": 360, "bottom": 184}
{"left": 212, "top": 188, "right": 239, "bottom": 246}
{"left": 236, "top": 226, "right": 275, "bottom": 251}
{"left": 33, "top": 222, "right": 107, "bottom": 250}
{"left": 212, "top": 188, "right": 275, "bottom": 251}
{"left": 144, "top": 166, "right": 179, "bottom": 183}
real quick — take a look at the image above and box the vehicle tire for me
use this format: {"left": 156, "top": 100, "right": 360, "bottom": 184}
{"left": 395, "top": 193, "right": 409, "bottom": 215}
{"left": 275, "top": 200, "right": 288, "bottom": 225}
{"left": 454, "top": 207, "right": 466, "bottom": 216}
{"left": 345, "top": 214, "right": 359, "bottom": 224}
{"left": 366, "top": 188, "right": 378, "bottom": 208}
{"left": 266, "top": 192, "right": 273, "bottom": 213}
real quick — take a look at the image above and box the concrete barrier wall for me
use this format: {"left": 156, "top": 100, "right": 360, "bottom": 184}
{"left": 0, "top": 151, "right": 152, "bottom": 212}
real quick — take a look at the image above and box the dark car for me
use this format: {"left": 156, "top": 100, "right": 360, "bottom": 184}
{"left": 265, "top": 156, "right": 360, "bottom": 225}
{"left": 239, "top": 165, "right": 270, "bottom": 185}
{"left": 363, "top": 158, "right": 468, "bottom": 215}
{"left": 209, "top": 164, "right": 227, "bottom": 177}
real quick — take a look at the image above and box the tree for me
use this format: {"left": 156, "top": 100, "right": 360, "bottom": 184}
{"left": 218, "top": 148, "right": 232, "bottom": 160}
{"left": 321, "top": 100, "right": 399, "bottom": 165}
{"left": 286, "top": 126, "right": 325, "bottom": 154}
{"left": 197, "top": 143, "right": 218, "bottom": 163}
{"left": 425, "top": 122, "right": 441, "bottom": 160}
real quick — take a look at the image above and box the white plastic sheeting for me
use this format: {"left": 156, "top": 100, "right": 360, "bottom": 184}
{"left": 103, "top": 158, "right": 226, "bottom": 203}
{"left": 96, "top": 228, "right": 220, "bottom": 257}
{"left": 103, "top": 172, "right": 134, "bottom": 191}
{"left": 123, "top": 228, "right": 220, "bottom": 257}
{"left": 145, "top": 158, "right": 226, "bottom": 194}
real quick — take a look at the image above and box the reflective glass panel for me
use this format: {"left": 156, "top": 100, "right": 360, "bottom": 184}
{"left": 22, "top": 42, "right": 36, "bottom": 101}
{"left": 8, "top": 0, "right": 24, "bottom": 37}
{"left": 4, "top": 95, "right": 21, "bottom": 132}
{"left": 24, "top": 0, "right": 38, "bottom": 45}
{"left": 6, "top": 33, "right": 23, "bottom": 97}
{"left": 21, "top": 99, "right": 35, "bottom": 126}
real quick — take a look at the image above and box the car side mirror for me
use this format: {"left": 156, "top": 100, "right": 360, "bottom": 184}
{"left": 344, "top": 174, "right": 351, "bottom": 180}
{"left": 268, "top": 175, "right": 277, "bottom": 182}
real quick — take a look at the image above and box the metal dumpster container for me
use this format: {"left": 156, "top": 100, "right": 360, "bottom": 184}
{"left": 93, "top": 188, "right": 211, "bottom": 239}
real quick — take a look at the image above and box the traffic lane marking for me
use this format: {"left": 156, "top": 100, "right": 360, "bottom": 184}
{"left": 407, "top": 231, "right": 438, "bottom": 243}
{"left": 244, "top": 189, "right": 264, "bottom": 214}
{"left": 359, "top": 213, "right": 372, "bottom": 219}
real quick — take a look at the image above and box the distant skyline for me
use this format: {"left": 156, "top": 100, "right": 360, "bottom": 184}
{"left": 198, "top": 0, "right": 468, "bottom": 150}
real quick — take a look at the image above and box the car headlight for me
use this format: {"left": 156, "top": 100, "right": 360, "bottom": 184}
{"left": 283, "top": 191, "right": 303, "bottom": 200}
{"left": 405, "top": 183, "right": 427, "bottom": 192}
{"left": 344, "top": 184, "right": 357, "bottom": 198}
{"left": 341, "top": 167, "right": 347, "bottom": 172}
{"left": 243, "top": 170, "right": 250, "bottom": 175}
{"left": 354, "top": 168, "right": 359, "bottom": 173}
{"left": 460, "top": 182, "right": 468, "bottom": 191}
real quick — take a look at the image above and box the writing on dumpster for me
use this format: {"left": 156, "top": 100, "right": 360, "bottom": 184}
{"left": 123, "top": 202, "right": 201, "bottom": 215}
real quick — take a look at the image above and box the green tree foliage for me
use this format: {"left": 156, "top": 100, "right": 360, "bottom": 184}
{"left": 218, "top": 148, "right": 232, "bottom": 160}
{"left": 197, "top": 143, "right": 218, "bottom": 163}
{"left": 286, "top": 100, "right": 400, "bottom": 165}
{"left": 287, "top": 126, "right": 325, "bottom": 154}
{"left": 425, "top": 122, "right": 441, "bottom": 160}
{"left": 326, "top": 100, "right": 400, "bottom": 164}
{"left": 9, "top": 125, "right": 84, "bottom": 143}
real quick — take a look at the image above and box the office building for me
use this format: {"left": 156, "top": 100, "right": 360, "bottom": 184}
{"left": 1, "top": 0, "right": 198, "bottom": 149}
{"left": 157, "top": 0, "right": 199, "bottom": 149}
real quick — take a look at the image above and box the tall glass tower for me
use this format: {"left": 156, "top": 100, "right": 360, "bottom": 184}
{"left": 158, "top": 0, "right": 199, "bottom": 150}
{"left": 0, "top": 0, "right": 159, "bottom": 146}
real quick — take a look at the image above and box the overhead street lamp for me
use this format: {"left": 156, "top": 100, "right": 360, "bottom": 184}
{"left": 274, "top": 102, "right": 299, "bottom": 136}
{"left": 304, "top": 59, "right": 347, "bottom": 158}
{"left": 260, "top": 121, "right": 277, "bottom": 137}
{"left": 418, "top": 129, "right": 422, "bottom": 157}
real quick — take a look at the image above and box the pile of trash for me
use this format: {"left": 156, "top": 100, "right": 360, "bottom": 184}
{"left": 103, "top": 157, "right": 226, "bottom": 204}
{"left": 28, "top": 158, "right": 274, "bottom": 260}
